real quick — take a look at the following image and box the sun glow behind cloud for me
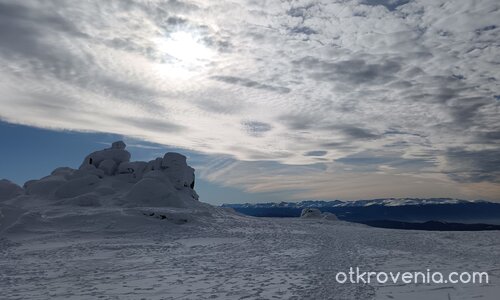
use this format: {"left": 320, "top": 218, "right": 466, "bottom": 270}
{"left": 153, "top": 30, "right": 215, "bottom": 79}
{"left": 159, "top": 31, "right": 214, "bottom": 63}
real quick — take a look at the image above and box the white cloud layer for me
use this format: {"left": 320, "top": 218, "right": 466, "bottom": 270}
{"left": 0, "top": 0, "right": 499, "bottom": 200}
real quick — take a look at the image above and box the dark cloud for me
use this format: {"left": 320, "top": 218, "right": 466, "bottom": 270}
{"left": 384, "top": 130, "right": 425, "bottom": 138}
{"left": 360, "top": 0, "right": 411, "bottom": 11}
{"left": 286, "top": 4, "right": 315, "bottom": 19}
{"left": 242, "top": 121, "right": 272, "bottom": 137}
{"left": 166, "top": 16, "right": 188, "bottom": 26}
{"left": 320, "top": 142, "right": 345, "bottom": 148}
{"left": 289, "top": 26, "right": 317, "bottom": 35}
{"left": 0, "top": 2, "right": 87, "bottom": 59}
{"left": 304, "top": 150, "right": 327, "bottom": 156}
{"left": 330, "top": 125, "right": 381, "bottom": 140}
{"left": 483, "top": 131, "right": 500, "bottom": 141}
{"left": 336, "top": 153, "right": 396, "bottom": 166}
{"left": 211, "top": 76, "right": 291, "bottom": 94}
{"left": 278, "top": 114, "right": 318, "bottom": 131}
{"left": 293, "top": 57, "right": 401, "bottom": 85}
{"left": 279, "top": 114, "right": 381, "bottom": 141}
{"left": 475, "top": 24, "right": 497, "bottom": 35}
{"left": 447, "top": 97, "right": 489, "bottom": 126}
{"left": 446, "top": 148, "right": 500, "bottom": 183}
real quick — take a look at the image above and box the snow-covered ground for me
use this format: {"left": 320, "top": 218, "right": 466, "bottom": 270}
{"left": 1, "top": 142, "right": 499, "bottom": 299}
{"left": 1, "top": 208, "right": 499, "bottom": 299}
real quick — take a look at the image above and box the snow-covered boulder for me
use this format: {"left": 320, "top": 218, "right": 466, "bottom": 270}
{"left": 300, "top": 208, "right": 322, "bottom": 218}
{"left": 24, "top": 176, "right": 66, "bottom": 197}
{"left": 125, "top": 177, "right": 180, "bottom": 207}
{"left": 98, "top": 159, "right": 117, "bottom": 176}
{"left": 70, "top": 165, "right": 105, "bottom": 179}
{"left": 111, "top": 141, "right": 126, "bottom": 150}
{"left": 146, "top": 157, "right": 163, "bottom": 172}
{"left": 54, "top": 174, "right": 100, "bottom": 199}
{"left": 51, "top": 167, "right": 74, "bottom": 177}
{"left": 118, "top": 161, "right": 147, "bottom": 177}
{"left": 0, "top": 179, "right": 23, "bottom": 201}
{"left": 322, "top": 212, "right": 338, "bottom": 221}
{"left": 161, "top": 152, "right": 195, "bottom": 189}
{"left": 300, "top": 208, "right": 338, "bottom": 220}
{"left": 79, "top": 141, "right": 131, "bottom": 170}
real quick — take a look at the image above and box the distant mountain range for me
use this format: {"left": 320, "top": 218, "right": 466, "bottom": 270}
{"left": 222, "top": 198, "right": 500, "bottom": 227}
{"left": 358, "top": 220, "right": 500, "bottom": 231}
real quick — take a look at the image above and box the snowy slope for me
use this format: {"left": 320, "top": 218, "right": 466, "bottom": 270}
{"left": 1, "top": 213, "right": 499, "bottom": 299}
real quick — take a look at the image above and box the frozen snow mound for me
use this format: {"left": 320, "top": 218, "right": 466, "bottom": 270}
{"left": 80, "top": 141, "right": 130, "bottom": 171}
{"left": 300, "top": 208, "right": 322, "bottom": 218}
{"left": 300, "top": 208, "right": 338, "bottom": 220}
{"left": 0, "top": 179, "right": 24, "bottom": 201}
{"left": 17, "top": 141, "right": 203, "bottom": 209}
{"left": 322, "top": 212, "right": 338, "bottom": 221}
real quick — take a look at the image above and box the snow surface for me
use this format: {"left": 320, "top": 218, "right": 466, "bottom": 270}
{"left": 1, "top": 142, "right": 499, "bottom": 299}
{"left": 0, "top": 179, "right": 23, "bottom": 201}
{"left": 1, "top": 210, "right": 499, "bottom": 299}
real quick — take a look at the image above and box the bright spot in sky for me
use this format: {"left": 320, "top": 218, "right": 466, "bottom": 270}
{"left": 153, "top": 31, "right": 215, "bottom": 79}
{"left": 158, "top": 31, "right": 214, "bottom": 64}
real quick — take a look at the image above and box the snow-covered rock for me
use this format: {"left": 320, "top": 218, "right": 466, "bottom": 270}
{"left": 300, "top": 208, "right": 322, "bottom": 218}
{"left": 322, "top": 212, "right": 338, "bottom": 221}
{"left": 24, "top": 176, "right": 66, "bottom": 197}
{"left": 300, "top": 208, "right": 338, "bottom": 220}
{"left": 9, "top": 141, "right": 202, "bottom": 209}
{"left": 98, "top": 159, "right": 117, "bottom": 176}
{"left": 117, "top": 161, "right": 148, "bottom": 180}
{"left": 125, "top": 177, "right": 181, "bottom": 207}
{"left": 161, "top": 152, "right": 195, "bottom": 190}
{"left": 54, "top": 174, "right": 100, "bottom": 199}
{"left": 79, "top": 142, "right": 131, "bottom": 170}
{"left": 0, "top": 179, "right": 23, "bottom": 201}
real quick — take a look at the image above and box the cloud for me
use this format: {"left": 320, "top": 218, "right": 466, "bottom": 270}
{"left": 0, "top": 0, "right": 499, "bottom": 200}
{"left": 304, "top": 150, "right": 328, "bottom": 157}
{"left": 330, "top": 125, "right": 381, "bottom": 140}
{"left": 293, "top": 57, "right": 402, "bottom": 85}
{"left": 211, "top": 76, "right": 291, "bottom": 94}
{"left": 445, "top": 148, "right": 500, "bottom": 183}
{"left": 242, "top": 121, "right": 273, "bottom": 137}
{"left": 359, "top": 0, "right": 411, "bottom": 12}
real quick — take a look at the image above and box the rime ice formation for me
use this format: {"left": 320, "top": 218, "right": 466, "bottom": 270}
{"left": 0, "top": 179, "right": 23, "bottom": 201}
{"left": 300, "top": 208, "right": 338, "bottom": 220}
{"left": 3, "top": 141, "right": 203, "bottom": 209}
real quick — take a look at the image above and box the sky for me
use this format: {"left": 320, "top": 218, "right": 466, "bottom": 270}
{"left": 0, "top": 0, "right": 499, "bottom": 203}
